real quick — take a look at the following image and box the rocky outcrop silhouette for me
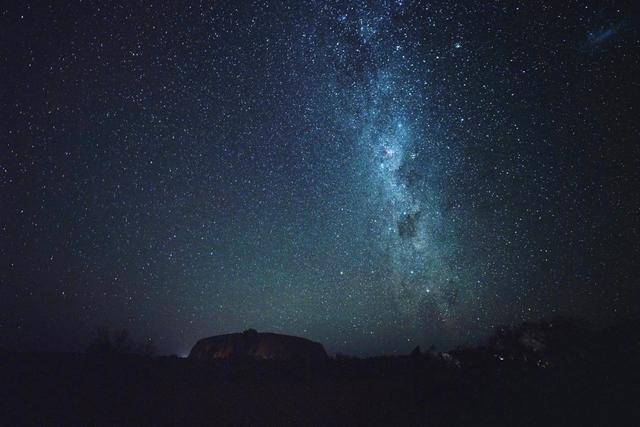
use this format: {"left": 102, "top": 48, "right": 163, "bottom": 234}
{"left": 189, "top": 329, "right": 328, "bottom": 363}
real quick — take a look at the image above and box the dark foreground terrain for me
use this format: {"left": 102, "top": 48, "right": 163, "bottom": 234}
{"left": 2, "top": 318, "right": 639, "bottom": 426}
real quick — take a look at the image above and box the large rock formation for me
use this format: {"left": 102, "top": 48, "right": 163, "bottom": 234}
{"left": 189, "top": 329, "right": 328, "bottom": 363}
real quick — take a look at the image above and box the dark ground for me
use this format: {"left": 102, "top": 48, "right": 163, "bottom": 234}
{"left": 2, "top": 318, "right": 639, "bottom": 426}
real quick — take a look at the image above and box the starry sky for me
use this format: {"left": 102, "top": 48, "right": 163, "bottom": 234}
{"left": 2, "top": 0, "right": 639, "bottom": 356}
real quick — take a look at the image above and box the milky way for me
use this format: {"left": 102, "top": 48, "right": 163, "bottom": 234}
{"left": 341, "top": 7, "right": 464, "bottom": 331}
{"left": 2, "top": 1, "right": 639, "bottom": 355}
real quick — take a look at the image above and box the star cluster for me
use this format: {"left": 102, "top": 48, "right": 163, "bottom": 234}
{"left": 1, "top": 1, "right": 639, "bottom": 355}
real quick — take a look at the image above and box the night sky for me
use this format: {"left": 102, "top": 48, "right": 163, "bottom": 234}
{"left": 2, "top": 1, "right": 639, "bottom": 356}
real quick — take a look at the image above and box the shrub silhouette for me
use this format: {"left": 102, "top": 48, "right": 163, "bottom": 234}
{"left": 86, "top": 327, "right": 154, "bottom": 356}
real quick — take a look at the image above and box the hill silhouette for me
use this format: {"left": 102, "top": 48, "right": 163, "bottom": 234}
{"left": 189, "top": 329, "right": 328, "bottom": 363}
